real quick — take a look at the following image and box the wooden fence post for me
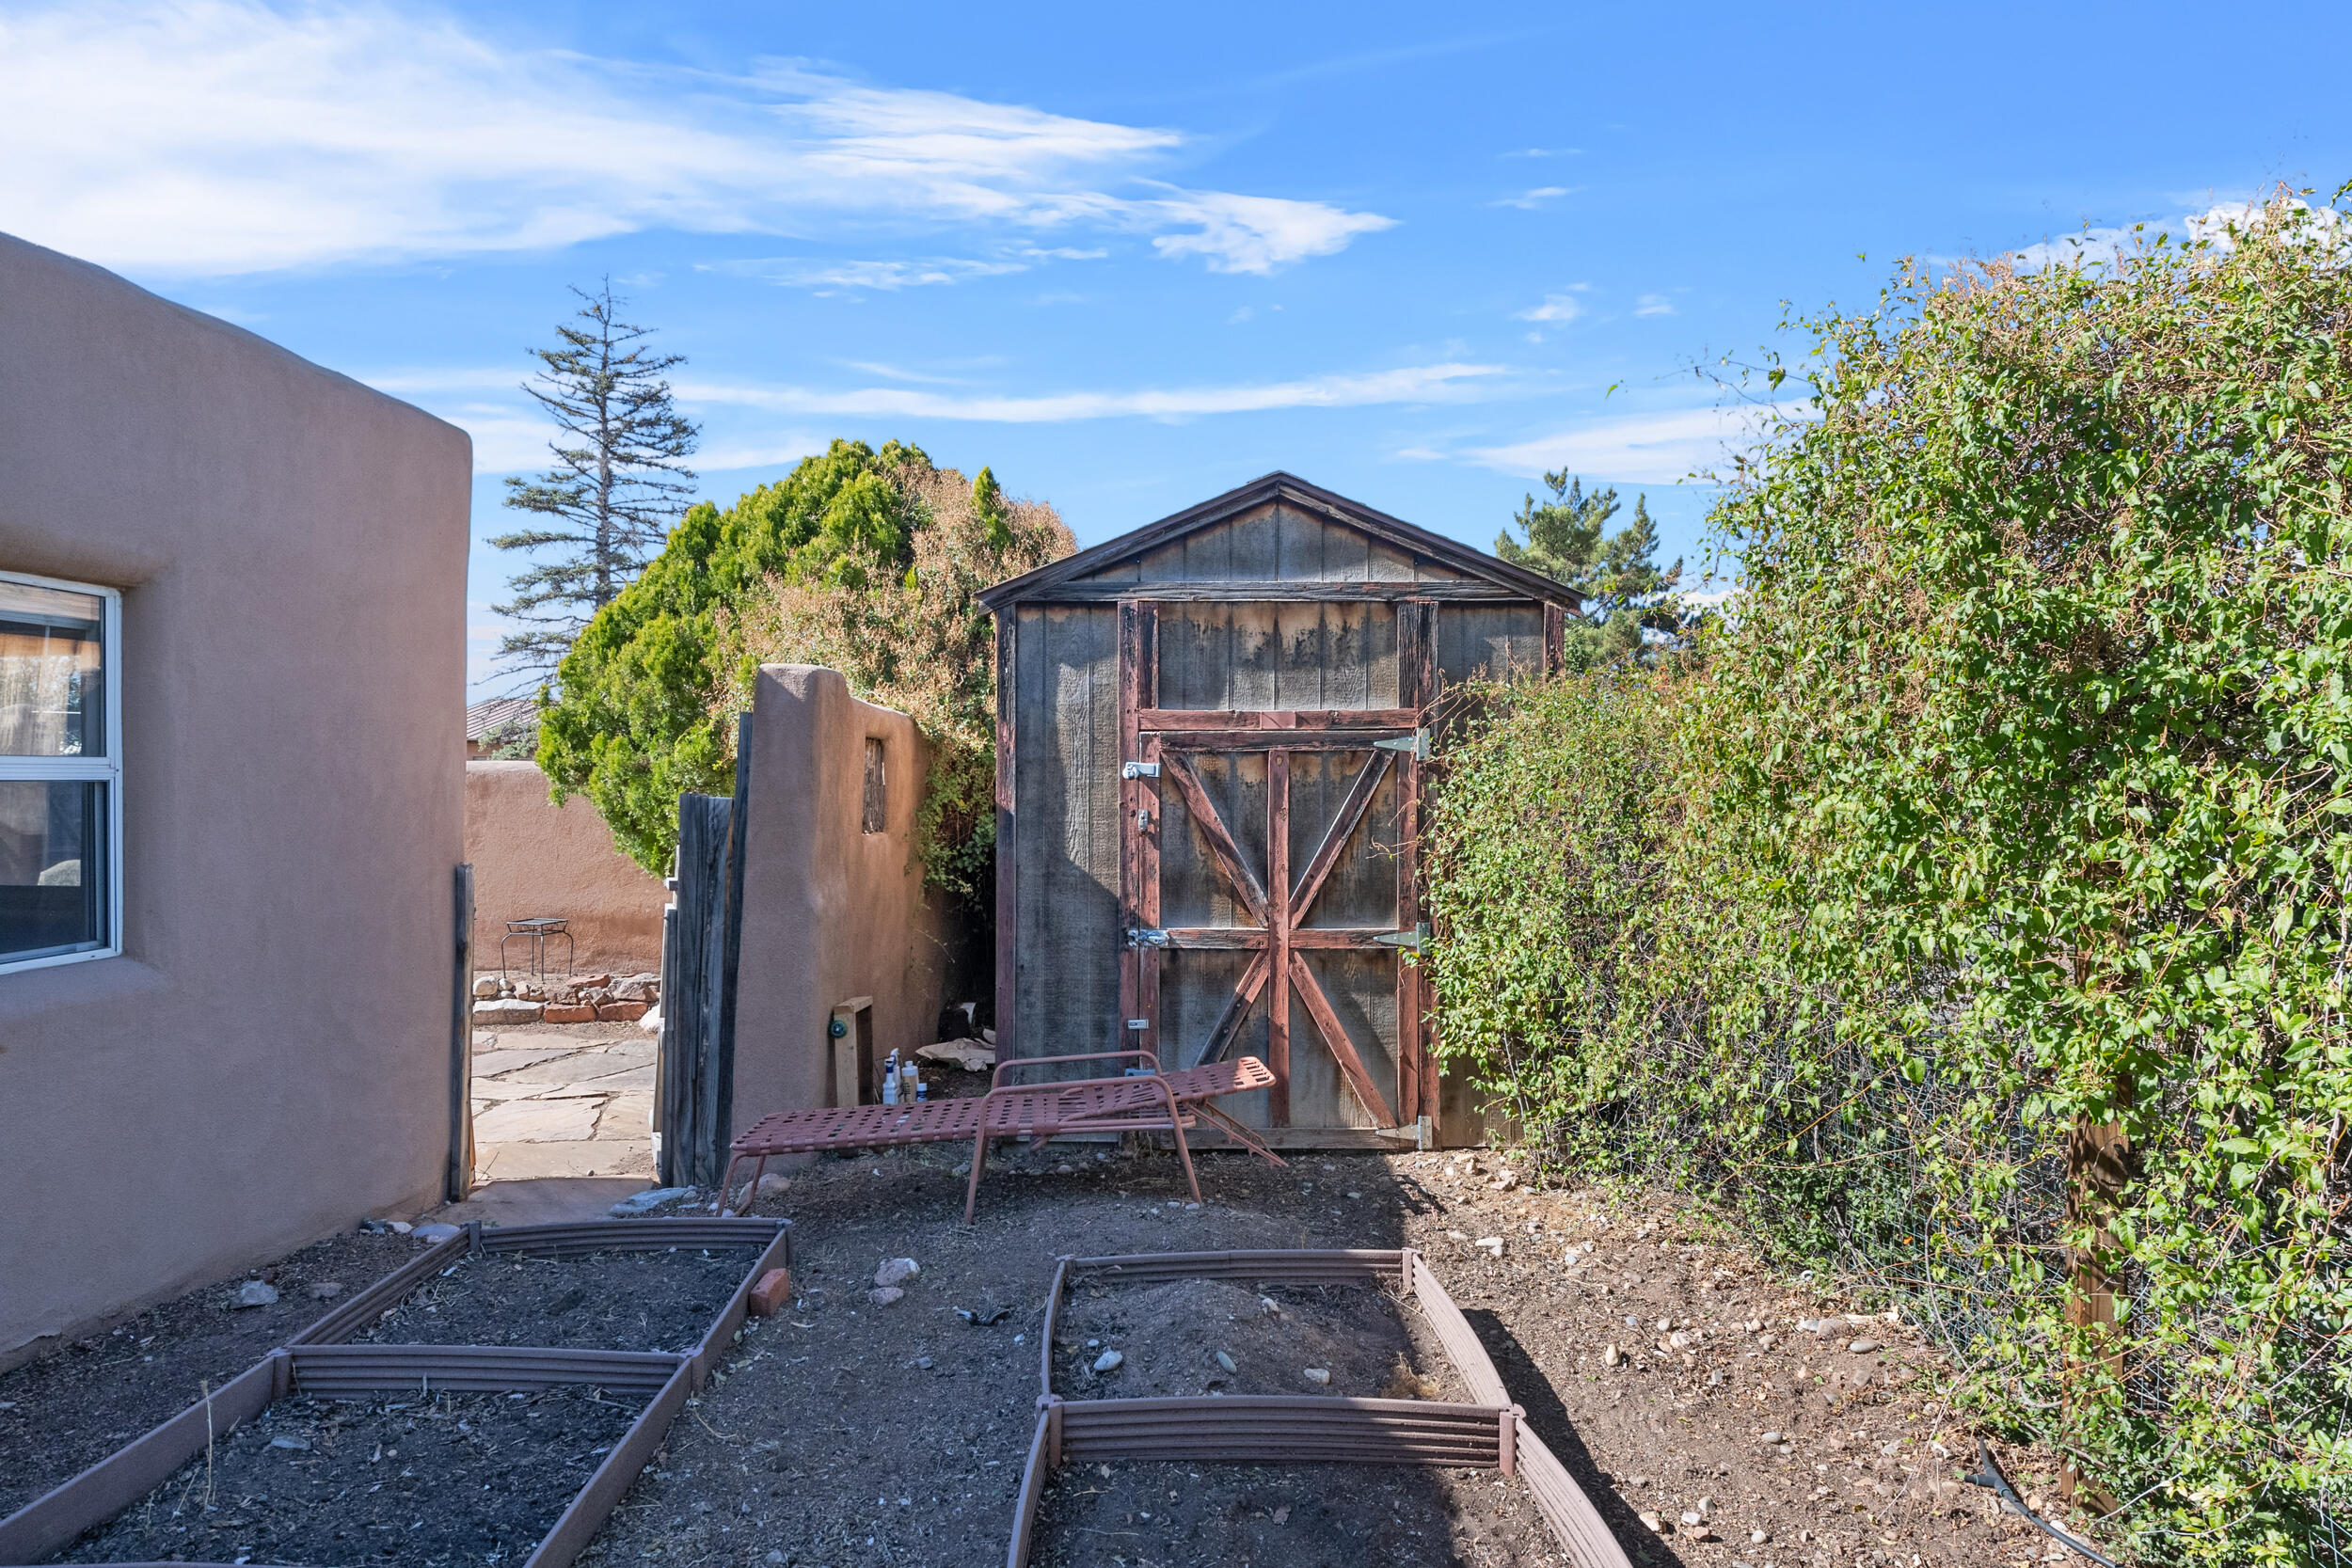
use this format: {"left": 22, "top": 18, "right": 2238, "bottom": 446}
{"left": 2060, "top": 1071, "right": 2133, "bottom": 1512}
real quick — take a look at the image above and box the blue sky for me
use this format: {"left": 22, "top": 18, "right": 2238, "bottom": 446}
{"left": 6, "top": 1, "right": 2347, "bottom": 696}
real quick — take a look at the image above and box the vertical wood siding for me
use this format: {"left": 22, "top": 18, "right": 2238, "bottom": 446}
{"left": 1011, "top": 605, "right": 1122, "bottom": 1071}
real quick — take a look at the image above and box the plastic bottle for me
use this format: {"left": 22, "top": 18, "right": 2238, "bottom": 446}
{"left": 882, "top": 1051, "right": 899, "bottom": 1105}
{"left": 915, "top": 1077, "right": 930, "bottom": 1102}
{"left": 902, "top": 1059, "right": 920, "bottom": 1100}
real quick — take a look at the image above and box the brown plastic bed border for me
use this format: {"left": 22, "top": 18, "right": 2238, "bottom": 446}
{"left": 0, "top": 1215, "right": 789, "bottom": 1568}
{"left": 1006, "top": 1247, "right": 1632, "bottom": 1568}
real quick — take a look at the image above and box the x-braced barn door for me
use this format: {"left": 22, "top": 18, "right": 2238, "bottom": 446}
{"left": 1116, "top": 599, "right": 1435, "bottom": 1139}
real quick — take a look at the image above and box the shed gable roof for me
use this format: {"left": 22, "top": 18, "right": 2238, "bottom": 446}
{"left": 977, "top": 471, "right": 1582, "bottom": 612}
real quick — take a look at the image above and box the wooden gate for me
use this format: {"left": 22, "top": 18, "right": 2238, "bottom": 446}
{"left": 1117, "top": 600, "right": 1434, "bottom": 1139}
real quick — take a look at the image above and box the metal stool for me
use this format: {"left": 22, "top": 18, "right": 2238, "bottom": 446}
{"left": 501, "top": 916, "right": 573, "bottom": 981}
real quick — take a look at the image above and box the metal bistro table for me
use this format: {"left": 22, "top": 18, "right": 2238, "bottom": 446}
{"left": 501, "top": 916, "right": 574, "bottom": 982}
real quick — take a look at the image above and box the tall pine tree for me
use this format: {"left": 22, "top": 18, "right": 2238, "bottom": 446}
{"left": 1495, "top": 469, "right": 1687, "bottom": 668}
{"left": 490, "top": 282, "right": 699, "bottom": 683}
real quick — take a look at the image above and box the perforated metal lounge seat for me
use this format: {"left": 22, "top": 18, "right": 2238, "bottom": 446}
{"left": 721, "top": 1052, "right": 1285, "bottom": 1222}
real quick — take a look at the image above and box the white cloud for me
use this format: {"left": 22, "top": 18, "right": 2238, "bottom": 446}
{"left": 1502, "top": 147, "right": 1581, "bottom": 159}
{"left": 1146, "top": 189, "right": 1394, "bottom": 274}
{"left": 703, "top": 256, "right": 1035, "bottom": 291}
{"left": 1634, "top": 293, "right": 1675, "bottom": 316}
{"left": 1491, "top": 185, "right": 1574, "bottom": 210}
{"left": 381, "top": 358, "right": 1509, "bottom": 471}
{"left": 1459, "top": 404, "right": 1805, "bottom": 485}
{"left": 0, "top": 0, "right": 1392, "bottom": 277}
{"left": 1996, "top": 199, "right": 2348, "bottom": 273}
{"left": 676, "top": 361, "right": 1504, "bottom": 424}
{"left": 1516, "top": 292, "right": 1586, "bottom": 324}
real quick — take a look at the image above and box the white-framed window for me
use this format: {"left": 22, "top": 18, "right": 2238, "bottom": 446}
{"left": 0, "top": 570, "right": 121, "bottom": 973}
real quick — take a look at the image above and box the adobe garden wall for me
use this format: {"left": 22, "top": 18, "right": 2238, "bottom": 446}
{"left": 466, "top": 760, "right": 668, "bottom": 978}
{"left": 728, "top": 665, "right": 957, "bottom": 1141}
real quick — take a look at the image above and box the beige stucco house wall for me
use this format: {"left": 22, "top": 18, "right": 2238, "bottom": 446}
{"left": 728, "top": 665, "right": 954, "bottom": 1140}
{"left": 0, "top": 232, "right": 470, "bottom": 1368}
{"left": 467, "top": 761, "right": 667, "bottom": 976}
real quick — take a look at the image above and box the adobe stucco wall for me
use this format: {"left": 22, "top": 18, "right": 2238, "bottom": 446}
{"left": 0, "top": 232, "right": 469, "bottom": 1367}
{"left": 467, "top": 761, "right": 666, "bottom": 975}
{"left": 730, "top": 666, "right": 955, "bottom": 1140}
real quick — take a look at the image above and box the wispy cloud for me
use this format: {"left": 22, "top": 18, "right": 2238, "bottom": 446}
{"left": 1502, "top": 147, "right": 1581, "bottom": 159}
{"left": 1515, "top": 291, "right": 1586, "bottom": 324}
{"left": 677, "top": 362, "right": 1504, "bottom": 425}
{"left": 1994, "top": 199, "right": 2340, "bottom": 272}
{"left": 387, "top": 358, "right": 1511, "bottom": 471}
{"left": 0, "top": 0, "right": 1394, "bottom": 277}
{"left": 1454, "top": 404, "right": 1804, "bottom": 485}
{"left": 1634, "top": 293, "right": 1676, "bottom": 316}
{"left": 703, "top": 256, "right": 1036, "bottom": 291}
{"left": 1491, "top": 185, "right": 1574, "bottom": 210}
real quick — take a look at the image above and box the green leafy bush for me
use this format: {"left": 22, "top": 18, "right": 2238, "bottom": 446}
{"left": 536, "top": 439, "right": 1071, "bottom": 884}
{"left": 1424, "top": 193, "right": 2352, "bottom": 1564}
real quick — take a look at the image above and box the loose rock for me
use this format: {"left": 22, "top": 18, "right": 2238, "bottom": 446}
{"left": 868, "top": 1287, "right": 905, "bottom": 1307}
{"left": 609, "top": 1186, "right": 692, "bottom": 1217}
{"left": 1301, "top": 1367, "right": 1330, "bottom": 1386}
{"left": 232, "top": 1280, "right": 278, "bottom": 1308}
{"left": 874, "top": 1258, "right": 919, "bottom": 1289}
{"left": 1215, "top": 1350, "right": 1236, "bottom": 1372}
{"left": 1092, "top": 1349, "right": 1123, "bottom": 1373}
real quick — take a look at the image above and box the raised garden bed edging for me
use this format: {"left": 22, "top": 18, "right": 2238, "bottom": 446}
{"left": 1007, "top": 1246, "right": 1633, "bottom": 1568}
{"left": 0, "top": 1217, "right": 787, "bottom": 1568}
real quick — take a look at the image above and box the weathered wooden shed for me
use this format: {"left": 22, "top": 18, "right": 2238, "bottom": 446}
{"left": 977, "top": 472, "right": 1581, "bottom": 1148}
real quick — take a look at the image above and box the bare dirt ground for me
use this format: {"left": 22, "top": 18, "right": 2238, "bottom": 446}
{"left": 351, "top": 1245, "right": 760, "bottom": 1354}
{"left": 0, "top": 1227, "right": 419, "bottom": 1517}
{"left": 1, "top": 1141, "right": 2111, "bottom": 1568}
{"left": 54, "top": 1386, "right": 640, "bottom": 1565}
{"left": 577, "top": 1142, "right": 2103, "bottom": 1568}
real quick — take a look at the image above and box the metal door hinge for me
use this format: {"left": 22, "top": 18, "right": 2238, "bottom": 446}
{"left": 1373, "top": 923, "right": 1430, "bottom": 950}
{"left": 1125, "top": 927, "right": 1171, "bottom": 948}
{"left": 1373, "top": 729, "right": 1430, "bottom": 760}
{"left": 1121, "top": 760, "right": 1161, "bottom": 779}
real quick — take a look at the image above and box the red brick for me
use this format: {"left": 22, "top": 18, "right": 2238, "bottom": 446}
{"left": 747, "top": 1268, "right": 793, "bottom": 1316}
{"left": 596, "top": 1001, "right": 650, "bottom": 1022}
{"left": 543, "top": 1004, "right": 597, "bottom": 1023}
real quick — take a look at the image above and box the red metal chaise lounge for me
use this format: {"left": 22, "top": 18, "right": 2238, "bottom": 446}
{"left": 721, "top": 1051, "right": 1286, "bottom": 1222}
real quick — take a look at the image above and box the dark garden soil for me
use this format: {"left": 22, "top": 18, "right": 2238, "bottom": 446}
{"left": 0, "top": 1227, "right": 420, "bottom": 1518}
{"left": 48, "top": 1387, "right": 640, "bottom": 1565}
{"left": 1031, "top": 1459, "right": 1557, "bottom": 1567}
{"left": 579, "top": 1145, "right": 2091, "bottom": 1568}
{"left": 349, "top": 1246, "right": 759, "bottom": 1354}
{"left": 1051, "top": 1276, "right": 1452, "bottom": 1402}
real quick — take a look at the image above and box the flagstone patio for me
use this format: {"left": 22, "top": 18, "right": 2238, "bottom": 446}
{"left": 469, "top": 1025, "right": 657, "bottom": 1181}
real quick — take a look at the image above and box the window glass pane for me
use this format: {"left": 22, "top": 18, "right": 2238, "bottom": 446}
{"left": 0, "top": 780, "right": 106, "bottom": 961}
{"left": 0, "top": 579, "right": 105, "bottom": 757}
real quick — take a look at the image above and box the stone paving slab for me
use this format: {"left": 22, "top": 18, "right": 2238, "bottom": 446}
{"left": 575, "top": 1063, "right": 655, "bottom": 1091}
{"left": 473, "top": 1138, "right": 655, "bottom": 1181}
{"left": 471, "top": 1094, "right": 600, "bottom": 1144}
{"left": 470, "top": 1047, "right": 584, "bottom": 1080}
{"left": 495, "top": 1046, "right": 654, "bottom": 1083}
{"left": 596, "top": 1092, "right": 655, "bottom": 1139}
